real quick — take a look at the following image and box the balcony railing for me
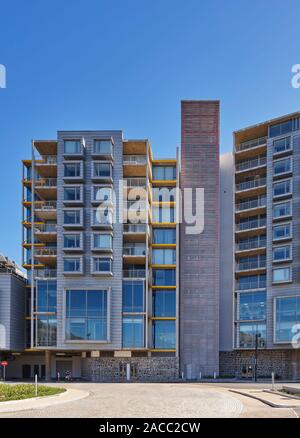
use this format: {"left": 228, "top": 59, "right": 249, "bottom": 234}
{"left": 236, "top": 156, "right": 266, "bottom": 172}
{"left": 123, "top": 155, "right": 147, "bottom": 165}
{"left": 236, "top": 217, "right": 266, "bottom": 231}
{"left": 124, "top": 224, "right": 147, "bottom": 233}
{"left": 35, "top": 178, "right": 57, "bottom": 188}
{"left": 36, "top": 156, "right": 57, "bottom": 165}
{"left": 236, "top": 237, "right": 266, "bottom": 251}
{"left": 35, "top": 201, "right": 57, "bottom": 211}
{"left": 34, "top": 269, "right": 57, "bottom": 278}
{"left": 236, "top": 177, "right": 266, "bottom": 192}
{"left": 237, "top": 278, "right": 266, "bottom": 290}
{"left": 236, "top": 196, "right": 266, "bottom": 212}
{"left": 123, "top": 269, "right": 146, "bottom": 278}
{"left": 123, "top": 245, "right": 146, "bottom": 256}
{"left": 236, "top": 136, "right": 267, "bottom": 152}
{"left": 237, "top": 258, "right": 266, "bottom": 271}
{"left": 35, "top": 224, "right": 57, "bottom": 233}
{"left": 124, "top": 178, "right": 146, "bottom": 188}
{"left": 35, "top": 248, "right": 57, "bottom": 256}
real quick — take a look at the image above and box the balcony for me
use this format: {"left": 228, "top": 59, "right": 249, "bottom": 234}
{"left": 35, "top": 201, "right": 57, "bottom": 220}
{"left": 123, "top": 155, "right": 147, "bottom": 177}
{"left": 235, "top": 156, "right": 266, "bottom": 174}
{"left": 236, "top": 257, "right": 266, "bottom": 275}
{"left": 123, "top": 269, "right": 146, "bottom": 279}
{"left": 235, "top": 177, "right": 266, "bottom": 198}
{"left": 236, "top": 237, "right": 266, "bottom": 257}
{"left": 124, "top": 178, "right": 146, "bottom": 188}
{"left": 124, "top": 200, "right": 147, "bottom": 223}
{"left": 35, "top": 248, "right": 57, "bottom": 266}
{"left": 35, "top": 178, "right": 57, "bottom": 200}
{"left": 235, "top": 216, "right": 266, "bottom": 238}
{"left": 235, "top": 136, "right": 267, "bottom": 158}
{"left": 34, "top": 268, "right": 57, "bottom": 279}
{"left": 123, "top": 223, "right": 147, "bottom": 242}
{"left": 35, "top": 156, "right": 57, "bottom": 177}
{"left": 123, "top": 244, "right": 146, "bottom": 264}
{"left": 235, "top": 196, "right": 266, "bottom": 217}
{"left": 236, "top": 278, "right": 266, "bottom": 291}
{"left": 34, "top": 224, "right": 57, "bottom": 242}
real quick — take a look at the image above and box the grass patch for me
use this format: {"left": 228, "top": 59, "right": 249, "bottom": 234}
{"left": 0, "top": 384, "right": 65, "bottom": 402}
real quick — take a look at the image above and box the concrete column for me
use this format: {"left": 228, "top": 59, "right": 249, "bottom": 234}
{"left": 45, "top": 350, "right": 51, "bottom": 381}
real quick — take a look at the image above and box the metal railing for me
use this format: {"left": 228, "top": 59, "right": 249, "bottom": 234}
{"left": 236, "top": 156, "right": 266, "bottom": 172}
{"left": 237, "top": 237, "right": 266, "bottom": 251}
{"left": 236, "top": 136, "right": 267, "bottom": 152}
{"left": 123, "top": 245, "right": 146, "bottom": 256}
{"left": 123, "top": 269, "right": 146, "bottom": 278}
{"left": 34, "top": 269, "right": 57, "bottom": 278}
{"left": 236, "top": 196, "right": 266, "bottom": 211}
{"left": 236, "top": 177, "right": 266, "bottom": 192}
{"left": 124, "top": 178, "right": 146, "bottom": 187}
{"left": 236, "top": 217, "right": 266, "bottom": 231}
{"left": 35, "top": 201, "right": 57, "bottom": 211}
{"left": 35, "top": 178, "right": 57, "bottom": 187}
{"left": 35, "top": 224, "right": 57, "bottom": 233}
{"left": 36, "top": 156, "right": 57, "bottom": 165}
{"left": 237, "top": 258, "right": 266, "bottom": 271}
{"left": 124, "top": 224, "right": 147, "bottom": 233}
{"left": 237, "top": 279, "right": 266, "bottom": 290}
{"left": 123, "top": 155, "right": 147, "bottom": 165}
{"left": 35, "top": 248, "right": 57, "bottom": 256}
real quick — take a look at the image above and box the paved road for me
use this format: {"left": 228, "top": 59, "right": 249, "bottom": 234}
{"left": 0, "top": 383, "right": 297, "bottom": 418}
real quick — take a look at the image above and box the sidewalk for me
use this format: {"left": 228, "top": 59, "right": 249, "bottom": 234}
{"left": 230, "top": 387, "right": 300, "bottom": 408}
{"left": 0, "top": 388, "right": 89, "bottom": 414}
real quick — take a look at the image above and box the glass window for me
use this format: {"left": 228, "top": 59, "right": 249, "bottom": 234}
{"left": 64, "top": 257, "right": 81, "bottom": 273}
{"left": 92, "top": 186, "right": 112, "bottom": 202}
{"left": 273, "top": 267, "right": 291, "bottom": 283}
{"left": 37, "top": 316, "right": 57, "bottom": 347}
{"left": 273, "top": 180, "right": 291, "bottom": 197}
{"left": 273, "top": 245, "right": 291, "bottom": 261}
{"left": 274, "top": 158, "right": 291, "bottom": 175}
{"left": 152, "top": 207, "right": 175, "bottom": 223}
{"left": 239, "top": 291, "right": 266, "bottom": 321}
{"left": 122, "top": 280, "right": 144, "bottom": 313}
{"left": 36, "top": 280, "right": 57, "bottom": 313}
{"left": 275, "top": 296, "right": 300, "bottom": 342}
{"left": 64, "top": 209, "right": 81, "bottom": 225}
{"left": 65, "top": 289, "right": 107, "bottom": 341}
{"left": 64, "top": 140, "right": 81, "bottom": 154}
{"left": 93, "top": 233, "right": 112, "bottom": 250}
{"left": 93, "top": 162, "right": 112, "bottom": 178}
{"left": 273, "top": 201, "right": 291, "bottom": 218}
{"left": 269, "top": 120, "right": 293, "bottom": 138}
{"left": 237, "top": 274, "right": 266, "bottom": 290}
{"left": 64, "top": 162, "right": 81, "bottom": 178}
{"left": 93, "top": 140, "right": 112, "bottom": 155}
{"left": 152, "top": 228, "right": 176, "bottom": 244}
{"left": 152, "top": 249, "right": 176, "bottom": 265}
{"left": 152, "top": 166, "right": 176, "bottom": 181}
{"left": 239, "top": 323, "right": 266, "bottom": 348}
{"left": 64, "top": 186, "right": 82, "bottom": 201}
{"left": 273, "top": 137, "right": 291, "bottom": 154}
{"left": 92, "top": 257, "right": 112, "bottom": 273}
{"left": 152, "top": 269, "right": 176, "bottom": 286}
{"left": 152, "top": 320, "right": 176, "bottom": 349}
{"left": 152, "top": 187, "right": 176, "bottom": 202}
{"left": 64, "top": 234, "right": 81, "bottom": 249}
{"left": 122, "top": 316, "right": 144, "bottom": 348}
{"left": 152, "top": 290, "right": 176, "bottom": 317}
{"left": 273, "top": 223, "right": 291, "bottom": 240}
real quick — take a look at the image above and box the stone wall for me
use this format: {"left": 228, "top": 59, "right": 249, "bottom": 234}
{"left": 220, "top": 350, "right": 300, "bottom": 380}
{"left": 82, "top": 357, "right": 180, "bottom": 382}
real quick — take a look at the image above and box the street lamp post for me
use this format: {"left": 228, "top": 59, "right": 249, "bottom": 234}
{"left": 254, "top": 332, "right": 261, "bottom": 382}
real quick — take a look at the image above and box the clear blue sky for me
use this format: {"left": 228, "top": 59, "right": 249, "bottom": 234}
{"left": 1, "top": 0, "right": 300, "bottom": 264}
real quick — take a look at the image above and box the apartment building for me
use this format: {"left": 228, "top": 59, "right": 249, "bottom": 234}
{"left": 19, "top": 128, "right": 182, "bottom": 381}
{"left": 220, "top": 111, "right": 300, "bottom": 380}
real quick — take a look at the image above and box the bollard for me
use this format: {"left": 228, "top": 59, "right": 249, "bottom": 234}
{"left": 181, "top": 372, "right": 184, "bottom": 380}
{"left": 271, "top": 371, "right": 275, "bottom": 391}
{"left": 126, "top": 363, "right": 130, "bottom": 382}
{"left": 35, "top": 374, "right": 38, "bottom": 396}
{"left": 213, "top": 371, "right": 217, "bottom": 380}
{"left": 199, "top": 372, "right": 202, "bottom": 380}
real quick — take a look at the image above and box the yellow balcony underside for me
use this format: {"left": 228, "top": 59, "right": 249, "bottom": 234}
{"left": 151, "top": 222, "right": 176, "bottom": 227}
{"left": 151, "top": 285, "right": 176, "bottom": 290}
{"left": 152, "top": 180, "right": 177, "bottom": 186}
{"left": 150, "top": 317, "right": 176, "bottom": 321}
{"left": 152, "top": 201, "right": 176, "bottom": 207}
{"left": 151, "top": 243, "right": 176, "bottom": 248}
{"left": 150, "top": 264, "right": 176, "bottom": 269}
{"left": 149, "top": 349, "right": 176, "bottom": 353}
{"left": 152, "top": 159, "right": 177, "bottom": 165}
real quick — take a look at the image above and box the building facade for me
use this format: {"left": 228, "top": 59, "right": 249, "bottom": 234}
{"left": 220, "top": 112, "right": 300, "bottom": 380}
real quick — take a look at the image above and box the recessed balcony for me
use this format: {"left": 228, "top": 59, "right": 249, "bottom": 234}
{"left": 123, "top": 223, "right": 147, "bottom": 242}
{"left": 235, "top": 257, "right": 266, "bottom": 276}
{"left": 35, "top": 178, "right": 57, "bottom": 200}
{"left": 34, "top": 247, "right": 57, "bottom": 266}
{"left": 35, "top": 155, "right": 57, "bottom": 177}
{"left": 123, "top": 244, "right": 146, "bottom": 264}
{"left": 34, "top": 224, "right": 57, "bottom": 242}
{"left": 123, "top": 269, "right": 146, "bottom": 279}
{"left": 235, "top": 177, "right": 266, "bottom": 198}
{"left": 123, "top": 155, "right": 147, "bottom": 177}
{"left": 35, "top": 201, "right": 57, "bottom": 220}
{"left": 235, "top": 136, "right": 267, "bottom": 159}
{"left": 235, "top": 156, "right": 266, "bottom": 174}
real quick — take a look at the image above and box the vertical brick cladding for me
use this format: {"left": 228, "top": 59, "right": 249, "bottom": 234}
{"left": 180, "top": 101, "right": 220, "bottom": 378}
